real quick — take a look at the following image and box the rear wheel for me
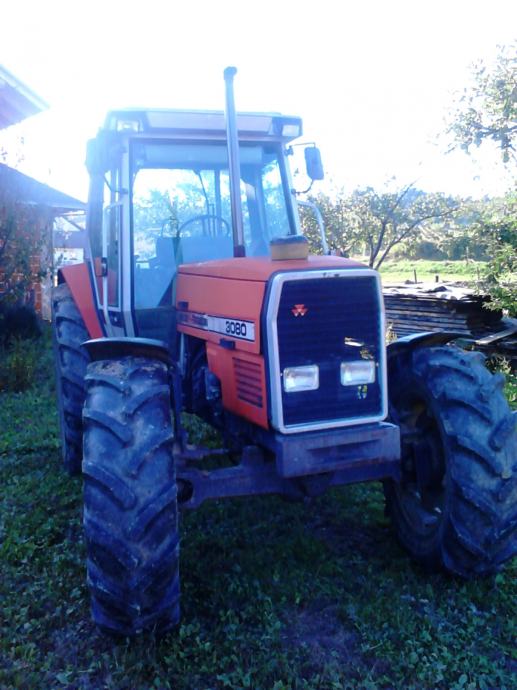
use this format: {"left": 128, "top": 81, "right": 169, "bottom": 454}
{"left": 83, "top": 356, "right": 179, "bottom": 636}
{"left": 52, "top": 283, "right": 89, "bottom": 475}
{"left": 385, "top": 345, "right": 516, "bottom": 577}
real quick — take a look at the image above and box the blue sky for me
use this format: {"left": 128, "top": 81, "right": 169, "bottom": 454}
{"left": 1, "top": 0, "right": 515, "bottom": 201}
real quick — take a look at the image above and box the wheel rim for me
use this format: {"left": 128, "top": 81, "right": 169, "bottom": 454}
{"left": 393, "top": 392, "right": 446, "bottom": 537}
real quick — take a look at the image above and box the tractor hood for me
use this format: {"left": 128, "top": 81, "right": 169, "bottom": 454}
{"left": 175, "top": 254, "right": 371, "bottom": 358}
{"left": 177, "top": 254, "right": 366, "bottom": 282}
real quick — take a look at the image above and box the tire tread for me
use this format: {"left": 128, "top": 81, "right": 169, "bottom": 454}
{"left": 83, "top": 356, "right": 179, "bottom": 636}
{"left": 52, "top": 283, "right": 89, "bottom": 475}
{"left": 386, "top": 345, "right": 517, "bottom": 577}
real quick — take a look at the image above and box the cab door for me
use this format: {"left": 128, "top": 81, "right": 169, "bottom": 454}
{"left": 102, "top": 198, "right": 124, "bottom": 334}
{"left": 88, "top": 164, "right": 129, "bottom": 337}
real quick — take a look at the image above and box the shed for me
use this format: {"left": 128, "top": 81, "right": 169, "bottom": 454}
{"left": 0, "top": 66, "right": 85, "bottom": 319}
{"left": 0, "top": 64, "right": 48, "bottom": 129}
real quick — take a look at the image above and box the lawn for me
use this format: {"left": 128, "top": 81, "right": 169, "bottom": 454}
{"left": 0, "top": 334, "right": 515, "bottom": 690}
{"left": 377, "top": 259, "right": 484, "bottom": 285}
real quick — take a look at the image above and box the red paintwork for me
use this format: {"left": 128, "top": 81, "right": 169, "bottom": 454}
{"left": 206, "top": 343, "right": 268, "bottom": 429}
{"left": 60, "top": 263, "right": 104, "bottom": 339}
{"left": 177, "top": 254, "right": 370, "bottom": 429}
{"left": 176, "top": 273, "right": 265, "bottom": 355}
{"left": 176, "top": 255, "right": 369, "bottom": 356}
{"left": 93, "top": 257, "right": 104, "bottom": 302}
{"left": 178, "top": 254, "right": 366, "bottom": 282}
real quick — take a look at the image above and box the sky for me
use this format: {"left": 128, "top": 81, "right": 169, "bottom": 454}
{"left": 0, "top": 0, "right": 515, "bottom": 202}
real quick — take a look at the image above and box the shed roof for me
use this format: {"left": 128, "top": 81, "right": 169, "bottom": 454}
{"left": 0, "top": 163, "right": 85, "bottom": 212}
{"left": 0, "top": 65, "right": 48, "bottom": 130}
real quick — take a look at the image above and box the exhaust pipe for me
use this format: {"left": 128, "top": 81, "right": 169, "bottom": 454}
{"left": 223, "top": 66, "right": 245, "bottom": 257}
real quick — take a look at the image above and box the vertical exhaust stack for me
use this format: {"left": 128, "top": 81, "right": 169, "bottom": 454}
{"left": 223, "top": 66, "right": 246, "bottom": 257}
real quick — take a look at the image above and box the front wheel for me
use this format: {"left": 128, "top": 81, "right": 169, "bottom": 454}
{"left": 82, "top": 355, "right": 179, "bottom": 636}
{"left": 385, "top": 345, "right": 516, "bottom": 577}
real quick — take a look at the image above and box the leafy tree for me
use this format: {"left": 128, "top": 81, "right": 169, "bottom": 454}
{"left": 299, "top": 190, "right": 357, "bottom": 256}
{"left": 448, "top": 42, "right": 517, "bottom": 164}
{"left": 425, "top": 198, "right": 488, "bottom": 261}
{"left": 473, "top": 193, "right": 517, "bottom": 315}
{"left": 0, "top": 180, "right": 49, "bottom": 306}
{"left": 346, "top": 185, "right": 457, "bottom": 269}
{"left": 301, "top": 184, "right": 457, "bottom": 269}
{"left": 447, "top": 42, "right": 517, "bottom": 314}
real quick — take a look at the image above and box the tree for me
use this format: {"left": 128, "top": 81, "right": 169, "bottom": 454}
{"left": 346, "top": 184, "right": 457, "bottom": 269}
{"left": 448, "top": 42, "right": 517, "bottom": 164}
{"left": 0, "top": 180, "right": 49, "bottom": 307}
{"left": 299, "top": 190, "right": 357, "bottom": 256}
{"left": 447, "top": 42, "right": 517, "bottom": 315}
{"left": 472, "top": 193, "right": 517, "bottom": 316}
{"left": 301, "top": 184, "right": 456, "bottom": 269}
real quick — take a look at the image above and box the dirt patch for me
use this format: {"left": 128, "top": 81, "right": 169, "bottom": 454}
{"left": 281, "top": 600, "right": 362, "bottom": 669}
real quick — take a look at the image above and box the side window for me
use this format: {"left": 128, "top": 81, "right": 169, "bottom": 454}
{"left": 262, "top": 159, "right": 289, "bottom": 240}
{"left": 88, "top": 175, "right": 104, "bottom": 303}
{"left": 102, "top": 168, "right": 122, "bottom": 308}
{"left": 104, "top": 203, "right": 121, "bottom": 307}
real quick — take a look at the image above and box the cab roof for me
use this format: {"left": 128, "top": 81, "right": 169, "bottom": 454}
{"left": 103, "top": 109, "right": 303, "bottom": 142}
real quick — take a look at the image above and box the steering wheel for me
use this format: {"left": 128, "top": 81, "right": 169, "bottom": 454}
{"left": 178, "top": 213, "right": 231, "bottom": 237}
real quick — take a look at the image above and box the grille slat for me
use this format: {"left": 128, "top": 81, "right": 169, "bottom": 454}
{"left": 234, "top": 358, "right": 263, "bottom": 408}
{"left": 276, "top": 275, "right": 384, "bottom": 427}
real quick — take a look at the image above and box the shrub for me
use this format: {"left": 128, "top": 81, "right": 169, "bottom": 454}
{"left": 0, "top": 304, "right": 41, "bottom": 346}
{"left": 412, "top": 240, "right": 446, "bottom": 260}
{"left": 0, "top": 338, "right": 38, "bottom": 392}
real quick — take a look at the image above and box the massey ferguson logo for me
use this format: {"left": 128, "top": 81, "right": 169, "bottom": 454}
{"left": 291, "top": 304, "right": 308, "bottom": 317}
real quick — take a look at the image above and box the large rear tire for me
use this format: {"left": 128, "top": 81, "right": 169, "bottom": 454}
{"left": 385, "top": 345, "right": 516, "bottom": 577}
{"left": 83, "top": 356, "right": 179, "bottom": 636}
{"left": 52, "top": 283, "right": 89, "bottom": 475}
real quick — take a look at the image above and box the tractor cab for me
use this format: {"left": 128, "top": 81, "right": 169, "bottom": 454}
{"left": 86, "top": 109, "right": 306, "bottom": 342}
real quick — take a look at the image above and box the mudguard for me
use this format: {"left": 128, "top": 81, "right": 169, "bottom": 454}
{"left": 387, "top": 331, "right": 464, "bottom": 361}
{"left": 58, "top": 264, "right": 104, "bottom": 339}
{"left": 83, "top": 337, "right": 171, "bottom": 364}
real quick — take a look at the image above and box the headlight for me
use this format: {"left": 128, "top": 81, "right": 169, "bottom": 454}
{"left": 283, "top": 365, "right": 319, "bottom": 393}
{"left": 340, "top": 360, "right": 376, "bottom": 386}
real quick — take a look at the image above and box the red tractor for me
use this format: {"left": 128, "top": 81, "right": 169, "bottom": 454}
{"left": 52, "top": 68, "right": 516, "bottom": 636}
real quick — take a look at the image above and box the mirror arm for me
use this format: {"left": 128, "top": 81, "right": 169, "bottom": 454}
{"left": 297, "top": 199, "right": 330, "bottom": 255}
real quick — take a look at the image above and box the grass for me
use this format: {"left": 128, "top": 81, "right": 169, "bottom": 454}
{"left": 377, "top": 259, "right": 485, "bottom": 285}
{"left": 0, "top": 332, "right": 515, "bottom": 689}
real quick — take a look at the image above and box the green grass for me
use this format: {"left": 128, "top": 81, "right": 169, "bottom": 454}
{"left": 0, "top": 334, "right": 515, "bottom": 690}
{"left": 377, "top": 259, "right": 485, "bottom": 285}
{"left": 503, "top": 371, "right": 517, "bottom": 411}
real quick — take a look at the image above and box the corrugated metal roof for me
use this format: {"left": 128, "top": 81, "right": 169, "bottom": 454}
{"left": 0, "top": 163, "right": 85, "bottom": 212}
{"left": 0, "top": 65, "right": 48, "bottom": 130}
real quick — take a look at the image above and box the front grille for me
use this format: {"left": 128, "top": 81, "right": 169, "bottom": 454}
{"left": 234, "top": 358, "right": 263, "bottom": 408}
{"left": 270, "top": 271, "right": 385, "bottom": 429}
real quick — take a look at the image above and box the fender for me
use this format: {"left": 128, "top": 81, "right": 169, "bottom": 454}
{"left": 83, "top": 337, "right": 171, "bottom": 364}
{"left": 387, "top": 331, "right": 465, "bottom": 362}
{"left": 58, "top": 263, "right": 104, "bottom": 339}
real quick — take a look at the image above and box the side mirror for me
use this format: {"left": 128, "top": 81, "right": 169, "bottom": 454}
{"left": 304, "top": 146, "right": 324, "bottom": 181}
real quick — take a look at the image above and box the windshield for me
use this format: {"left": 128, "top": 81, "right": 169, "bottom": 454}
{"left": 130, "top": 140, "right": 295, "bottom": 309}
